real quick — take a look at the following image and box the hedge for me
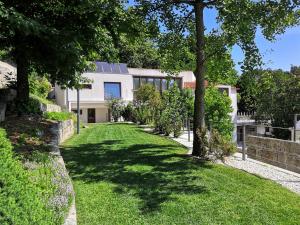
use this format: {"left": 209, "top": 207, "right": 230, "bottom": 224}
{"left": 0, "top": 128, "right": 57, "bottom": 225}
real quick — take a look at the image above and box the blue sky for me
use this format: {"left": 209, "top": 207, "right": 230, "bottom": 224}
{"left": 127, "top": 1, "right": 300, "bottom": 72}
{"left": 204, "top": 8, "right": 300, "bottom": 73}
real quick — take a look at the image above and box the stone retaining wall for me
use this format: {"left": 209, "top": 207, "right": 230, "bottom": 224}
{"left": 40, "top": 103, "right": 62, "bottom": 113}
{"left": 50, "top": 119, "right": 74, "bottom": 146}
{"left": 247, "top": 135, "right": 300, "bottom": 173}
{"left": 49, "top": 119, "right": 76, "bottom": 225}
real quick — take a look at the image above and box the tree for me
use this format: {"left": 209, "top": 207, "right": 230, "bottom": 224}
{"left": 205, "top": 87, "right": 233, "bottom": 140}
{"left": 134, "top": 84, "right": 161, "bottom": 124}
{"left": 0, "top": 1, "right": 130, "bottom": 113}
{"left": 160, "top": 84, "right": 184, "bottom": 137}
{"left": 133, "top": 0, "right": 299, "bottom": 157}
{"left": 237, "top": 70, "right": 263, "bottom": 113}
{"left": 291, "top": 65, "right": 300, "bottom": 77}
{"left": 255, "top": 69, "right": 300, "bottom": 139}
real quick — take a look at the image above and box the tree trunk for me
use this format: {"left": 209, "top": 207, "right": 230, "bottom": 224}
{"left": 192, "top": 1, "right": 206, "bottom": 157}
{"left": 16, "top": 54, "right": 30, "bottom": 115}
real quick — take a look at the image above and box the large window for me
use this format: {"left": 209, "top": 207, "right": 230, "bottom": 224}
{"left": 133, "top": 76, "right": 182, "bottom": 93}
{"left": 104, "top": 82, "right": 121, "bottom": 99}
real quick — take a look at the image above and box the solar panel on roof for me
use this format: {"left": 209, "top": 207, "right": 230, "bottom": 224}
{"left": 112, "top": 64, "right": 121, "bottom": 74}
{"left": 119, "top": 63, "right": 129, "bottom": 74}
{"left": 87, "top": 62, "right": 129, "bottom": 74}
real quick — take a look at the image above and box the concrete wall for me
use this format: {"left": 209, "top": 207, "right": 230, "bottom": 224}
{"left": 247, "top": 135, "right": 300, "bottom": 173}
{"left": 54, "top": 85, "right": 67, "bottom": 108}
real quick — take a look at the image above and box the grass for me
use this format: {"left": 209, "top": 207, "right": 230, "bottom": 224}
{"left": 62, "top": 123, "right": 300, "bottom": 225}
{"left": 43, "top": 111, "right": 75, "bottom": 122}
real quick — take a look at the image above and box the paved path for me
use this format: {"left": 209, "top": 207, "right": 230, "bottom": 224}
{"left": 172, "top": 131, "right": 300, "bottom": 195}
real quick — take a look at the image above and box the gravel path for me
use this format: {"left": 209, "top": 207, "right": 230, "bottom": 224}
{"left": 224, "top": 153, "right": 300, "bottom": 195}
{"left": 171, "top": 131, "right": 300, "bottom": 195}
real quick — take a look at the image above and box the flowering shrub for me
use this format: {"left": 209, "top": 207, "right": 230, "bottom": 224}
{"left": 0, "top": 129, "right": 57, "bottom": 225}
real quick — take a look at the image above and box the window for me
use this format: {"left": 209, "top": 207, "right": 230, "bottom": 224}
{"left": 104, "top": 82, "right": 121, "bottom": 99}
{"left": 176, "top": 79, "right": 181, "bottom": 88}
{"left": 218, "top": 88, "right": 229, "bottom": 96}
{"left": 82, "top": 84, "right": 92, "bottom": 89}
{"left": 154, "top": 78, "right": 161, "bottom": 91}
{"left": 161, "top": 79, "right": 167, "bottom": 91}
{"left": 140, "top": 78, "right": 147, "bottom": 86}
{"left": 133, "top": 76, "right": 183, "bottom": 93}
{"left": 147, "top": 78, "right": 154, "bottom": 85}
{"left": 133, "top": 77, "right": 140, "bottom": 90}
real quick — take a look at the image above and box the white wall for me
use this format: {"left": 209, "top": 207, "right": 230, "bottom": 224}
{"left": 67, "top": 73, "right": 134, "bottom": 102}
{"left": 54, "top": 85, "right": 67, "bottom": 108}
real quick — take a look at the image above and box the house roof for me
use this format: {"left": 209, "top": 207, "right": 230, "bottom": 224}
{"left": 128, "top": 68, "right": 194, "bottom": 78}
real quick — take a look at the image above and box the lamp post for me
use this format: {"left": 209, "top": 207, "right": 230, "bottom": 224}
{"left": 77, "top": 88, "right": 80, "bottom": 134}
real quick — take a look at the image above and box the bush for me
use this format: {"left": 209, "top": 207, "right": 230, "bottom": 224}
{"left": 16, "top": 95, "right": 42, "bottom": 115}
{"left": 0, "top": 129, "right": 57, "bottom": 225}
{"left": 106, "top": 98, "right": 124, "bottom": 122}
{"left": 133, "top": 104, "right": 151, "bottom": 125}
{"left": 158, "top": 84, "right": 183, "bottom": 137}
{"left": 29, "top": 71, "right": 52, "bottom": 99}
{"left": 43, "top": 111, "right": 75, "bottom": 121}
{"left": 196, "top": 128, "right": 237, "bottom": 160}
{"left": 134, "top": 84, "right": 161, "bottom": 124}
{"left": 205, "top": 87, "right": 234, "bottom": 140}
{"left": 209, "top": 129, "right": 237, "bottom": 159}
{"left": 122, "top": 102, "right": 134, "bottom": 121}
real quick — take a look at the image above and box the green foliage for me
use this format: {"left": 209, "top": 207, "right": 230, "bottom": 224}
{"left": 181, "top": 88, "right": 194, "bottom": 118}
{"left": 107, "top": 98, "right": 124, "bottom": 122}
{"left": 205, "top": 87, "right": 233, "bottom": 140}
{"left": 255, "top": 69, "right": 300, "bottom": 139}
{"left": 29, "top": 71, "right": 52, "bottom": 99}
{"left": 122, "top": 102, "right": 134, "bottom": 122}
{"left": 237, "top": 70, "right": 261, "bottom": 113}
{"left": 17, "top": 94, "right": 42, "bottom": 115}
{"left": 291, "top": 65, "right": 300, "bottom": 77}
{"left": 158, "top": 84, "right": 184, "bottom": 137}
{"left": 134, "top": 84, "right": 161, "bottom": 124}
{"left": 209, "top": 129, "right": 237, "bottom": 159}
{"left": 0, "top": 1, "right": 139, "bottom": 108}
{"left": 43, "top": 111, "right": 75, "bottom": 122}
{"left": 0, "top": 128, "right": 57, "bottom": 225}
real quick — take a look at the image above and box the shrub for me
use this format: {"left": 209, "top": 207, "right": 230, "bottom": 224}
{"left": 29, "top": 71, "right": 52, "bottom": 99}
{"left": 205, "top": 87, "right": 234, "bottom": 140}
{"left": 0, "top": 128, "right": 57, "bottom": 225}
{"left": 16, "top": 95, "right": 42, "bottom": 115}
{"left": 133, "top": 104, "right": 151, "bottom": 125}
{"left": 195, "top": 128, "right": 237, "bottom": 160}
{"left": 107, "top": 98, "right": 124, "bottom": 122}
{"left": 208, "top": 129, "right": 237, "bottom": 159}
{"left": 43, "top": 111, "right": 75, "bottom": 121}
{"left": 134, "top": 84, "right": 161, "bottom": 124}
{"left": 122, "top": 102, "right": 134, "bottom": 121}
{"left": 158, "top": 84, "right": 183, "bottom": 137}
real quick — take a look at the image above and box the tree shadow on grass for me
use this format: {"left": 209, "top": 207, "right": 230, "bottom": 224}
{"left": 61, "top": 137, "right": 212, "bottom": 214}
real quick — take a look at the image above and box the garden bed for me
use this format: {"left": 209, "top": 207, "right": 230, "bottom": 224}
{"left": 1, "top": 115, "right": 75, "bottom": 225}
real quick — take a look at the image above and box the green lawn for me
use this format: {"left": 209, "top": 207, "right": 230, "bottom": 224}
{"left": 62, "top": 123, "right": 300, "bottom": 225}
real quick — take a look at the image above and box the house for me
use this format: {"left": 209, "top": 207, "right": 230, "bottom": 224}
{"left": 54, "top": 62, "right": 238, "bottom": 140}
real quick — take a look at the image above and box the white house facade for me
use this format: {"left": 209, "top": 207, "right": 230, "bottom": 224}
{"left": 54, "top": 62, "right": 238, "bottom": 140}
